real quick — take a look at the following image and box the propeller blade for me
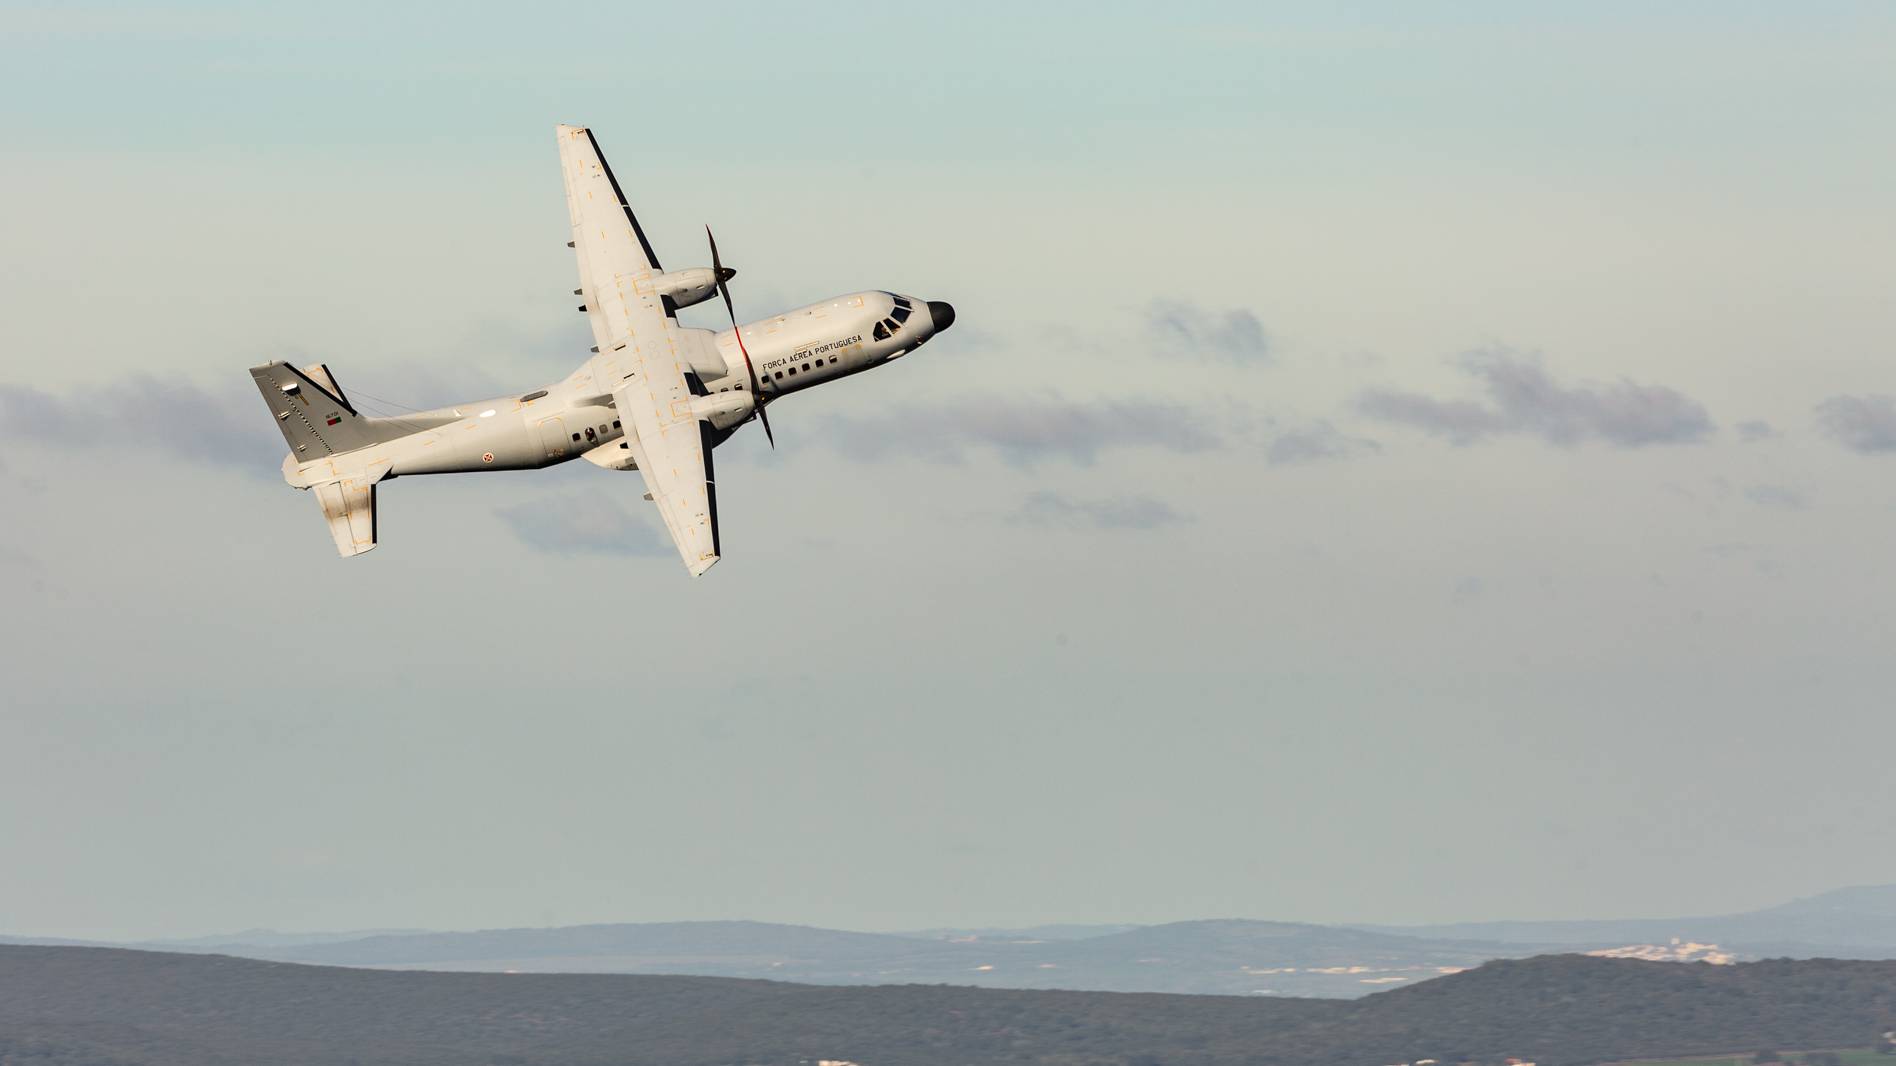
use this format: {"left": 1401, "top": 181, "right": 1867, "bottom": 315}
{"left": 706, "top": 225, "right": 775, "bottom": 450}
{"left": 707, "top": 226, "right": 737, "bottom": 324}
{"left": 755, "top": 395, "right": 776, "bottom": 449}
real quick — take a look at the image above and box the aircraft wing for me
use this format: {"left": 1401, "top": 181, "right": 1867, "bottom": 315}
{"left": 614, "top": 380, "right": 720, "bottom": 576}
{"left": 559, "top": 124, "right": 720, "bottom": 576}
{"left": 558, "top": 123, "right": 665, "bottom": 355}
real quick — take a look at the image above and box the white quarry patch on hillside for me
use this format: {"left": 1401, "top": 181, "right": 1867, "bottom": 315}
{"left": 1584, "top": 938, "right": 1735, "bottom": 964}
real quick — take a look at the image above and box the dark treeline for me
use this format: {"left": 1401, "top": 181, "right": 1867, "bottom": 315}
{"left": 4, "top": 946, "right": 1896, "bottom": 1066}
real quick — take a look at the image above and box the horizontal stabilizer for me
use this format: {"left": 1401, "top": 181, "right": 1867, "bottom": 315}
{"left": 312, "top": 474, "right": 380, "bottom": 557}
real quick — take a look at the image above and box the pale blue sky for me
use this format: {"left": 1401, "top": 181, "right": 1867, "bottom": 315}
{"left": 3, "top": 2, "right": 1896, "bottom": 940}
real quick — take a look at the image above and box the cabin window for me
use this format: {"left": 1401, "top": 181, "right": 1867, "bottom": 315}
{"left": 787, "top": 367, "right": 797, "bottom": 376}
{"left": 774, "top": 371, "right": 784, "bottom": 380}
{"left": 802, "top": 362, "right": 811, "bottom": 371}
{"left": 571, "top": 432, "right": 581, "bottom": 442}
{"left": 612, "top": 420, "right": 620, "bottom": 429}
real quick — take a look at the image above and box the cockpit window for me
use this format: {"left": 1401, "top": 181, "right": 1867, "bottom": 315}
{"left": 873, "top": 320, "right": 892, "bottom": 341}
{"left": 892, "top": 295, "right": 912, "bottom": 311}
{"left": 891, "top": 303, "right": 911, "bottom": 324}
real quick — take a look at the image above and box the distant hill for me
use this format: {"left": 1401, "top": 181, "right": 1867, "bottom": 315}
{"left": 14, "top": 885, "right": 1896, "bottom": 998}
{"left": 896, "top": 922, "right": 1143, "bottom": 940}
{"left": 139, "top": 927, "right": 431, "bottom": 949}
{"left": 1367, "top": 884, "right": 1896, "bottom": 954}
{"left": 5, "top": 945, "right": 1896, "bottom": 1066}
{"left": 232, "top": 918, "right": 1538, "bottom": 998}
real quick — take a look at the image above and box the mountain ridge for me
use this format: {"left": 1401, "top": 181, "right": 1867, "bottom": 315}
{"left": 7, "top": 945, "right": 1896, "bottom": 1066}
{"left": 1362, "top": 884, "right": 1896, "bottom": 949}
{"left": 10, "top": 885, "right": 1896, "bottom": 999}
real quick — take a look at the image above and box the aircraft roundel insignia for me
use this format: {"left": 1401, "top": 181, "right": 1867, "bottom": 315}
{"left": 482, "top": 452, "right": 495, "bottom": 464}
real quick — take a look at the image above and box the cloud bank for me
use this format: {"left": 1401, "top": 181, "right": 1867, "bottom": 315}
{"left": 1358, "top": 350, "right": 1715, "bottom": 448}
{"left": 1816, "top": 395, "right": 1896, "bottom": 453}
{"left": 1267, "top": 422, "right": 1381, "bottom": 466}
{"left": 1146, "top": 300, "right": 1270, "bottom": 363}
{"left": 821, "top": 396, "right": 1224, "bottom": 466}
{"left": 0, "top": 378, "right": 275, "bottom": 469}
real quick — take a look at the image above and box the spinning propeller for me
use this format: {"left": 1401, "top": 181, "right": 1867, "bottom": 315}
{"left": 706, "top": 226, "right": 774, "bottom": 449}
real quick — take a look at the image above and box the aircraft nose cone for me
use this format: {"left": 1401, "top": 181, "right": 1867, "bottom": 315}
{"left": 927, "top": 300, "right": 956, "bottom": 333}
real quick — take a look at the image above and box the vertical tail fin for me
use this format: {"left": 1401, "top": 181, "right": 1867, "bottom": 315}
{"left": 250, "top": 361, "right": 378, "bottom": 458}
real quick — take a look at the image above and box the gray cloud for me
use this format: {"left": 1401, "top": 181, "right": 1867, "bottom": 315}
{"left": 821, "top": 396, "right": 1224, "bottom": 466}
{"left": 494, "top": 493, "right": 672, "bottom": 557}
{"left": 0, "top": 356, "right": 568, "bottom": 477}
{"left": 1744, "top": 484, "right": 1808, "bottom": 510}
{"left": 1268, "top": 422, "right": 1382, "bottom": 466}
{"left": 0, "top": 545, "right": 55, "bottom": 599}
{"left": 1146, "top": 300, "right": 1270, "bottom": 363}
{"left": 1355, "top": 390, "right": 1507, "bottom": 445}
{"left": 1735, "top": 419, "right": 1778, "bottom": 442}
{"left": 1010, "top": 491, "right": 1189, "bottom": 531}
{"left": 1357, "top": 350, "right": 1715, "bottom": 447}
{"left": 1815, "top": 394, "right": 1896, "bottom": 453}
{"left": 0, "top": 378, "right": 277, "bottom": 469}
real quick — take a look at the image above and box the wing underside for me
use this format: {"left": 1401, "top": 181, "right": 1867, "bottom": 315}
{"left": 616, "top": 383, "right": 721, "bottom": 575}
{"left": 559, "top": 124, "right": 721, "bottom": 575}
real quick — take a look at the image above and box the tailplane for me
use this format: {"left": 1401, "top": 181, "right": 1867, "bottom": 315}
{"left": 312, "top": 473, "right": 380, "bottom": 557}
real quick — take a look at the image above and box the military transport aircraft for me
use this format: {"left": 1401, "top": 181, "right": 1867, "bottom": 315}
{"left": 250, "top": 124, "right": 955, "bottom": 576}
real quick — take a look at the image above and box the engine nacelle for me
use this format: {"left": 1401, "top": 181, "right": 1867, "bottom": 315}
{"left": 688, "top": 390, "right": 756, "bottom": 431}
{"left": 651, "top": 268, "right": 721, "bottom": 310}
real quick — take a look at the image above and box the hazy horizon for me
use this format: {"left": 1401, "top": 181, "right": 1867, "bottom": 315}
{"left": 9, "top": 877, "right": 1892, "bottom": 948}
{"left": 5, "top": 1, "right": 1896, "bottom": 943}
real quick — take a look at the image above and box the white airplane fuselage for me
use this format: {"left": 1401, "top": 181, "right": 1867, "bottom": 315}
{"left": 282, "top": 289, "right": 949, "bottom": 488}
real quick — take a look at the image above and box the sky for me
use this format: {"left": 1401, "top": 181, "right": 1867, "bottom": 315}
{"left": 3, "top": 1, "right": 1896, "bottom": 941}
